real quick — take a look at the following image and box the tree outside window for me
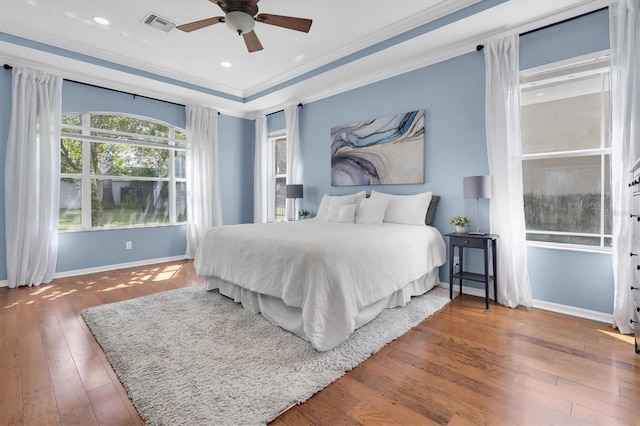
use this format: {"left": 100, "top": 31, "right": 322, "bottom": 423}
{"left": 60, "top": 113, "right": 186, "bottom": 230}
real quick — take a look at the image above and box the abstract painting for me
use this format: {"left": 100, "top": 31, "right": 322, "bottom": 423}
{"left": 330, "top": 110, "right": 425, "bottom": 186}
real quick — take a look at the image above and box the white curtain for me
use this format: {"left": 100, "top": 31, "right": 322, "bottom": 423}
{"left": 285, "top": 105, "right": 302, "bottom": 220}
{"left": 254, "top": 114, "right": 268, "bottom": 223}
{"left": 610, "top": 0, "right": 639, "bottom": 335}
{"left": 5, "top": 67, "right": 62, "bottom": 287}
{"left": 185, "top": 105, "right": 222, "bottom": 259}
{"left": 484, "top": 35, "right": 533, "bottom": 308}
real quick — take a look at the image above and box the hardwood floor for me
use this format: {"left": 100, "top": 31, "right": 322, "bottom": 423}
{"left": 1, "top": 261, "right": 638, "bottom": 425}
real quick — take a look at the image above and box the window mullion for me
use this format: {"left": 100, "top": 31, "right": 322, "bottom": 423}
{"left": 600, "top": 73, "right": 606, "bottom": 247}
{"left": 81, "top": 113, "right": 92, "bottom": 229}
{"left": 168, "top": 127, "right": 176, "bottom": 224}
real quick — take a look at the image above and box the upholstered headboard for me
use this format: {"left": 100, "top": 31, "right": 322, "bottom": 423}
{"left": 425, "top": 195, "right": 440, "bottom": 226}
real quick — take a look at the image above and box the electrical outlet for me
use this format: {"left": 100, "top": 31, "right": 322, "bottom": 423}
{"left": 125, "top": 241, "right": 132, "bottom": 250}
{"left": 453, "top": 256, "right": 460, "bottom": 271}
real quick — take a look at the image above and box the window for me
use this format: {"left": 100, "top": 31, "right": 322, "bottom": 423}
{"left": 520, "top": 55, "right": 611, "bottom": 249}
{"left": 268, "top": 133, "right": 287, "bottom": 222}
{"left": 60, "top": 113, "right": 186, "bottom": 230}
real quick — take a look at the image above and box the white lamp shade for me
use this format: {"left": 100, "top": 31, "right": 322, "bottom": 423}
{"left": 463, "top": 176, "right": 491, "bottom": 199}
{"left": 225, "top": 11, "right": 255, "bottom": 34}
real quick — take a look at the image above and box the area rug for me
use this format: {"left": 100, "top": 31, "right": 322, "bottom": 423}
{"left": 82, "top": 284, "right": 451, "bottom": 426}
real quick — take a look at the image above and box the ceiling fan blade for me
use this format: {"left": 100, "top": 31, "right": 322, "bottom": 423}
{"left": 242, "top": 30, "right": 264, "bottom": 52}
{"left": 256, "top": 13, "right": 312, "bottom": 33}
{"left": 176, "top": 16, "right": 224, "bottom": 32}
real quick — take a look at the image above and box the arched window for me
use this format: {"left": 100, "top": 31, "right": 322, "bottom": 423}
{"left": 60, "top": 113, "right": 186, "bottom": 230}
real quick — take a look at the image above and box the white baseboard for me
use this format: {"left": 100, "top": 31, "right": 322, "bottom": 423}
{"left": 53, "top": 255, "right": 188, "bottom": 280}
{"left": 531, "top": 299, "right": 613, "bottom": 324}
{"left": 0, "top": 255, "right": 188, "bottom": 288}
{"left": 437, "top": 282, "right": 612, "bottom": 325}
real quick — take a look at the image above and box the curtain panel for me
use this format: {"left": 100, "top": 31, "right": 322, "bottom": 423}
{"left": 185, "top": 105, "right": 223, "bottom": 259}
{"left": 285, "top": 105, "right": 302, "bottom": 221}
{"left": 610, "top": 0, "right": 639, "bottom": 335}
{"left": 5, "top": 67, "right": 62, "bottom": 287}
{"left": 254, "top": 114, "right": 268, "bottom": 223}
{"left": 484, "top": 35, "right": 533, "bottom": 308}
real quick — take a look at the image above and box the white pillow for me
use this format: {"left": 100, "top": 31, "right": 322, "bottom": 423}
{"left": 369, "top": 190, "right": 432, "bottom": 226}
{"left": 355, "top": 197, "right": 389, "bottom": 225}
{"left": 317, "top": 191, "right": 366, "bottom": 220}
{"left": 326, "top": 196, "right": 357, "bottom": 222}
{"left": 336, "top": 204, "right": 357, "bottom": 223}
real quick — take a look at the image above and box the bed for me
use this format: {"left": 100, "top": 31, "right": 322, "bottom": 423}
{"left": 194, "top": 191, "right": 446, "bottom": 351}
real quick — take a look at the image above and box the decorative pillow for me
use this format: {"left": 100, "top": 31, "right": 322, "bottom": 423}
{"left": 326, "top": 196, "right": 356, "bottom": 221}
{"left": 336, "top": 204, "right": 357, "bottom": 223}
{"left": 355, "top": 197, "right": 389, "bottom": 225}
{"left": 369, "top": 190, "right": 432, "bottom": 226}
{"left": 317, "top": 191, "right": 366, "bottom": 220}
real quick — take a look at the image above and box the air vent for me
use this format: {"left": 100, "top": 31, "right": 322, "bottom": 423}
{"left": 142, "top": 12, "right": 176, "bottom": 32}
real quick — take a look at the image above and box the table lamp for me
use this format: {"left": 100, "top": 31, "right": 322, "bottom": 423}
{"left": 285, "top": 184, "right": 303, "bottom": 220}
{"left": 463, "top": 175, "right": 491, "bottom": 235}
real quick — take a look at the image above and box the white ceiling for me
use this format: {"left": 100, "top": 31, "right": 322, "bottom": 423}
{"left": 0, "top": 0, "right": 610, "bottom": 117}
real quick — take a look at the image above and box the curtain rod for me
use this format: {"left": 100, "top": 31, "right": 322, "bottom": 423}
{"left": 475, "top": 6, "right": 607, "bottom": 51}
{"left": 266, "top": 103, "right": 304, "bottom": 117}
{"left": 2, "top": 63, "right": 191, "bottom": 109}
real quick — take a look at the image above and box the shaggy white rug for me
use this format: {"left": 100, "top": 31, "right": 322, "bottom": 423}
{"left": 82, "top": 284, "right": 451, "bottom": 426}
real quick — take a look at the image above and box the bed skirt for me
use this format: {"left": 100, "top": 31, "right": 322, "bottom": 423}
{"left": 203, "top": 269, "right": 441, "bottom": 347}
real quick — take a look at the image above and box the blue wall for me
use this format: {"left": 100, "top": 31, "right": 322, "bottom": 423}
{"left": 298, "top": 52, "right": 488, "bottom": 232}
{"left": 218, "top": 114, "right": 254, "bottom": 225}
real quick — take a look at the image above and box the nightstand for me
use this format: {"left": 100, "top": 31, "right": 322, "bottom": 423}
{"left": 446, "top": 233, "right": 499, "bottom": 309}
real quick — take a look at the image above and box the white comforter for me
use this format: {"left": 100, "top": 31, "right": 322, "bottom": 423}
{"left": 194, "top": 219, "right": 446, "bottom": 350}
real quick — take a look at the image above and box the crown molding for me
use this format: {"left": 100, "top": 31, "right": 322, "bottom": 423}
{"left": 256, "top": 0, "right": 612, "bottom": 112}
{"left": 243, "top": 0, "right": 480, "bottom": 98}
{"left": 0, "top": 23, "right": 244, "bottom": 99}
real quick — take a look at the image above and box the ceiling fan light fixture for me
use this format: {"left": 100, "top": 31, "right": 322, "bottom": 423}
{"left": 225, "top": 11, "right": 255, "bottom": 35}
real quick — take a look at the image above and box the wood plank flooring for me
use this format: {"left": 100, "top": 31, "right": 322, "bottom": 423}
{"left": 1, "top": 260, "right": 638, "bottom": 425}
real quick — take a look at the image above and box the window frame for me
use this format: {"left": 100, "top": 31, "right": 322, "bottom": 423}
{"left": 267, "top": 131, "right": 287, "bottom": 222}
{"left": 520, "top": 52, "right": 612, "bottom": 253}
{"left": 60, "top": 112, "right": 187, "bottom": 231}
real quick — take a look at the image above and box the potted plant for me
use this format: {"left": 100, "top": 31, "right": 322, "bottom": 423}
{"left": 449, "top": 215, "right": 470, "bottom": 233}
{"left": 298, "top": 209, "right": 310, "bottom": 219}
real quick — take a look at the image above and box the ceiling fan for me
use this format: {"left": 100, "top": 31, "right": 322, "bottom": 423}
{"left": 176, "top": 0, "right": 312, "bottom": 53}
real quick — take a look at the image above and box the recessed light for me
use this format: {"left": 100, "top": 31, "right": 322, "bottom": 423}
{"left": 93, "top": 16, "right": 110, "bottom": 26}
{"left": 221, "top": 61, "right": 232, "bottom": 68}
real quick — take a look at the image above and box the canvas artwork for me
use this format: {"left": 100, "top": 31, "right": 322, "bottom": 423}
{"left": 330, "top": 110, "right": 425, "bottom": 186}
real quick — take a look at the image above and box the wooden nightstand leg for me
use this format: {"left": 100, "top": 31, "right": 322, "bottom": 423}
{"left": 449, "top": 242, "right": 454, "bottom": 300}
{"left": 484, "top": 241, "right": 489, "bottom": 309}
{"left": 493, "top": 239, "right": 498, "bottom": 304}
{"left": 459, "top": 247, "right": 464, "bottom": 296}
